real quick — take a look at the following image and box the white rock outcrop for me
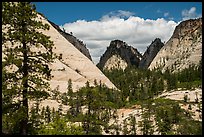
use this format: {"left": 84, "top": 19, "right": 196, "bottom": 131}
{"left": 148, "top": 18, "right": 202, "bottom": 73}
{"left": 104, "top": 54, "right": 128, "bottom": 70}
{"left": 37, "top": 15, "right": 116, "bottom": 92}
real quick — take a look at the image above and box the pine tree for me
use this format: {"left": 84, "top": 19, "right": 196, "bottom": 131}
{"left": 83, "top": 81, "right": 92, "bottom": 134}
{"left": 151, "top": 76, "right": 158, "bottom": 96}
{"left": 172, "top": 103, "right": 181, "bottom": 124}
{"left": 61, "top": 92, "right": 68, "bottom": 105}
{"left": 122, "top": 119, "right": 129, "bottom": 135}
{"left": 79, "top": 83, "right": 117, "bottom": 135}
{"left": 2, "top": 2, "right": 56, "bottom": 135}
{"left": 45, "top": 106, "right": 51, "bottom": 123}
{"left": 158, "top": 78, "right": 164, "bottom": 92}
{"left": 129, "top": 114, "right": 137, "bottom": 135}
{"left": 28, "top": 101, "right": 41, "bottom": 134}
{"left": 94, "top": 79, "right": 98, "bottom": 86}
{"left": 139, "top": 105, "right": 154, "bottom": 135}
{"left": 67, "top": 79, "right": 76, "bottom": 117}
{"left": 156, "top": 108, "right": 172, "bottom": 135}
{"left": 51, "top": 107, "right": 56, "bottom": 121}
{"left": 110, "top": 109, "right": 120, "bottom": 135}
{"left": 183, "top": 94, "right": 188, "bottom": 103}
{"left": 52, "top": 86, "right": 60, "bottom": 101}
{"left": 67, "top": 79, "right": 73, "bottom": 96}
{"left": 75, "top": 90, "right": 83, "bottom": 117}
{"left": 58, "top": 104, "right": 63, "bottom": 116}
{"left": 41, "top": 106, "right": 45, "bottom": 120}
{"left": 195, "top": 92, "right": 199, "bottom": 103}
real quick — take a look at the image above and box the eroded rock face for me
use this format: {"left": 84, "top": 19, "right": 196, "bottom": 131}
{"left": 48, "top": 20, "right": 92, "bottom": 61}
{"left": 97, "top": 40, "right": 142, "bottom": 70}
{"left": 149, "top": 18, "right": 202, "bottom": 73}
{"left": 139, "top": 38, "right": 164, "bottom": 69}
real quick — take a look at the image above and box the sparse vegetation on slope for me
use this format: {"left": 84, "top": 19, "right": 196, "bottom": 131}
{"left": 101, "top": 63, "right": 202, "bottom": 135}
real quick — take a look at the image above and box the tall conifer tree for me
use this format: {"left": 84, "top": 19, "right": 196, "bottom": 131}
{"left": 2, "top": 2, "right": 56, "bottom": 134}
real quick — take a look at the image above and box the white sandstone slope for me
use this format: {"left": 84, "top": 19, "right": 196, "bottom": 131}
{"left": 104, "top": 54, "right": 128, "bottom": 70}
{"left": 148, "top": 18, "right": 202, "bottom": 72}
{"left": 37, "top": 14, "right": 116, "bottom": 92}
{"left": 3, "top": 14, "right": 116, "bottom": 110}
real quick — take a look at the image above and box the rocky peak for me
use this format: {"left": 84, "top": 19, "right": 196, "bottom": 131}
{"left": 149, "top": 18, "right": 202, "bottom": 73}
{"left": 139, "top": 38, "right": 164, "bottom": 69}
{"left": 109, "top": 39, "right": 127, "bottom": 49}
{"left": 172, "top": 18, "right": 202, "bottom": 39}
{"left": 151, "top": 38, "right": 162, "bottom": 44}
{"left": 97, "top": 40, "right": 142, "bottom": 70}
{"left": 48, "top": 20, "right": 92, "bottom": 61}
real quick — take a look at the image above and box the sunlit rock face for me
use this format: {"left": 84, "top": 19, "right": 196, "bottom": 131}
{"left": 149, "top": 18, "right": 202, "bottom": 73}
{"left": 104, "top": 54, "right": 128, "bottom": 70}
{"left": 97, "top": 40, "right": 142, "bottom": 70}
{"left": 38, "top": 14, "right": 116, "bottom": 92}
{"left": 3, "top": 13, "right": 116, "bottom": 111}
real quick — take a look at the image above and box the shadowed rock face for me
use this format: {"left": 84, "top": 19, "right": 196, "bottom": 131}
{"left": 139, "top": 38, "right": 164, "bottom": 69}
{"left": 48, "top": 20, "right": 92, "bottom": 61}
{"left": 97, "top": 40, "right": 142, "bottom": 70}
{"left": 149, "top": 18, "right": 202, "bottom": 73}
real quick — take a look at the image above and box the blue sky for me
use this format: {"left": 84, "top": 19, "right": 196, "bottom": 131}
{"left": 34, "top": 2, "right": 202, "bottom": 26}
{"left": 34, "top": 2, "right": 202, "bottom": 64}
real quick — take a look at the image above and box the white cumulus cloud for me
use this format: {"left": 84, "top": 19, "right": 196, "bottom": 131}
{"left": 61, "top": 11, "right": 178, "bottom": 64}
{"left": 181, "top": 7, "right": 202, "bottom": 21}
